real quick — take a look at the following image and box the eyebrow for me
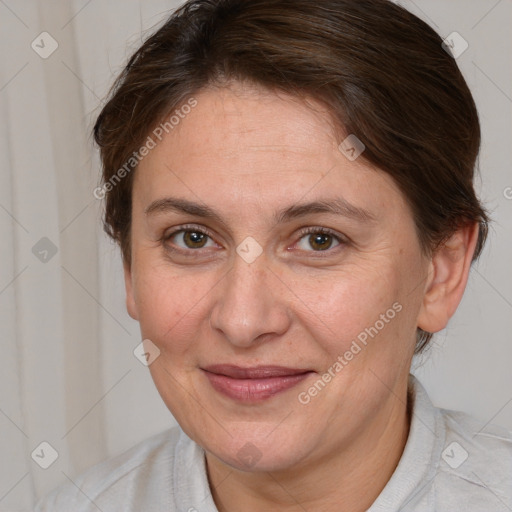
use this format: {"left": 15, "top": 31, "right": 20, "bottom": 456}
{"left": 144, "top": 196, "right": 376, "bottom": 224}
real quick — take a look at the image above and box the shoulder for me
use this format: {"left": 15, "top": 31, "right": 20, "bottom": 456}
{"left": 34, "top": 426, "right": 185, "bottom": 512}
{"left": 434, "top": 407, "right": 512, "bottom": 510}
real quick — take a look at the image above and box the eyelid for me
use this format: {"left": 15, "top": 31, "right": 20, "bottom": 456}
{"left": 295, "top": 225, "right": 346, "bottom": 239}
{"left": 162, "top": 224, "right": 221, "bottom": 254}
{"left": 162, "top": 224, "right": 347, "bottom": 254}
{"left": 294, "top": 226, "right": 347, "bottom": 246}
{"left": 163, "top": 223, "right": 215, "bottom": 241}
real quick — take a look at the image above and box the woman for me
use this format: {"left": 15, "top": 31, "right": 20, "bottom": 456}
{"left": 36, "top": 0, "right": 512, "bottom": 510}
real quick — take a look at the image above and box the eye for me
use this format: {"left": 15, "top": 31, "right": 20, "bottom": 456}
{"left": 295, "top": 227, "right": 344, "bottom": 252}
{"left": 164, "top": 225, "right": 217, "bottom": 251}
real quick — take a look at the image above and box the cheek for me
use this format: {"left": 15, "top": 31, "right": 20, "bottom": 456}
{"left": 132, "top": 263, "right": 216, "bottom": 354}
{"left": 294, "top": 256, "right": 420, "bottom": 375}
{"left": 298, "top": 264, "right": 400, "bottom": 338}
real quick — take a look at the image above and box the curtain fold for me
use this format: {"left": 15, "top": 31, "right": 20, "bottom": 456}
{"left": 0, "top": 1, "right": 105, "bottom": 509}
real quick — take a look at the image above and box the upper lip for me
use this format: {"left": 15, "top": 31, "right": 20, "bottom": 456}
{"left": 202, "top": 364, "right": 312, "bottom": 379}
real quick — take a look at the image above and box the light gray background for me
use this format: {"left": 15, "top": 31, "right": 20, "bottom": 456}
{"left": 0, "top": 1, "right": 510, "bottom": 510}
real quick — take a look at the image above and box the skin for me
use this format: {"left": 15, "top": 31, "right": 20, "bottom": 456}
{"left": 124, "top": 81, "right": 478, "bottom": 512}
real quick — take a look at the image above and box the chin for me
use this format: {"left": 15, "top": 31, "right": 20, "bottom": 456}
{"left": 201, "top": 424, "right": 313, "bottom": 473}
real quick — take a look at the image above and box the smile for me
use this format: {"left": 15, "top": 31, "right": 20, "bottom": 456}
{"left": 201, "top": 365, "right": 314, "bottom": 402}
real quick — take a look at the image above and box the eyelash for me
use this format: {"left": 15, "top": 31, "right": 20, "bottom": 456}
{"left": 162, "top": 224, "right": 347, "bottom": 257}
{"left": 294, "top": 226, "right": 347, "bottom": 253}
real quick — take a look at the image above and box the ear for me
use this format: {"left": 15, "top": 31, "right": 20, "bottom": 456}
{"left": 417, "top": 222, "right": 480, "bottom": 334}
{"left": 123, "top": 258, "right": 139, "bottom": 321}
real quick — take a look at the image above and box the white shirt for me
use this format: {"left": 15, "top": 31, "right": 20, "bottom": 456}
{"left": 35, "top": 375, "right": 512, "bottom": 511}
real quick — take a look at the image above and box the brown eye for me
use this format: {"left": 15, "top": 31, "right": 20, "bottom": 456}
{"left": 296, "top": 228, "right": 343, "bottom": 252}
{"left": 182, "top": 231, "right": 208, "bottom": 248}
{"left": 308, "top": 233, "right": 334, "bottom": 251}
{"left": 166, "top": 228, "right": 215, "bottom": 250}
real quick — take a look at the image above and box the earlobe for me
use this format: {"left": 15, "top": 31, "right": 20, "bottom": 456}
{"left": 417, "top": 223, "right": 479, "bottom": 334}
{"left": 123, "top": 259, "right": 139, "bottom": 321}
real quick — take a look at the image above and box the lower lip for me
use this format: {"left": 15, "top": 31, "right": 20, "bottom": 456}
{"left": 203, "top": 370, "right": 313, "bottom": 402}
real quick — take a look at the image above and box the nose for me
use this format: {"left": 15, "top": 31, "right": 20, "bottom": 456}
{"left": 209, "top": 252, "right": 292, "bottom": 348}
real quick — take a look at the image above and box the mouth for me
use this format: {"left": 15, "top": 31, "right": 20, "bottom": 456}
{"left": 201, "top": 364, "right": 315, "bottom": 402}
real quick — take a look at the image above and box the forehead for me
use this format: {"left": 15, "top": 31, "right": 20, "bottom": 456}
{"left": 133, "top": 83, "right": 407, "bottom": 221}
{"left": 190, "top": 83, "right": 336, "bottom": 151}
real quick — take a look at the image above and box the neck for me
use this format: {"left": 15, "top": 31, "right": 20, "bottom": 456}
{"left": 206, "top": 379, "right": 411, "bottom": 512}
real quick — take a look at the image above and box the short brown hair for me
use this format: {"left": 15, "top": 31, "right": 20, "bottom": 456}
{"left": 94, "top": 0, "right": 489, "bottom": 352}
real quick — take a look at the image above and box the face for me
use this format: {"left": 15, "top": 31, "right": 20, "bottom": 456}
{"left": 125, "top": 82, "right": 431, "bottom": 472}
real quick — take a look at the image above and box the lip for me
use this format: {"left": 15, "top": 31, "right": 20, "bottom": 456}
{"left": 202, "top": 365, "right": 314, "bottom": 402}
